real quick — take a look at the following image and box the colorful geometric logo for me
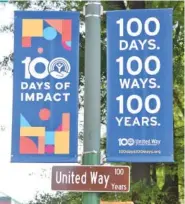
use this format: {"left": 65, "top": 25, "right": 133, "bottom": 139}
{"left": 20, "top": 109, "right": 70, "bottom": 155}
{"left": 22, "top": 19, "right": 72, "bottom": 50}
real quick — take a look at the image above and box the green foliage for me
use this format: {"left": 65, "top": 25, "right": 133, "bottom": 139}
{"left": 28, "top": 192, "right": 82, "bottom": 204}
{"left": 156, "top": 165, "right": 165, "bottom": 190}
{"left": 29, "top": 181, "right": 174, "bottom": 204}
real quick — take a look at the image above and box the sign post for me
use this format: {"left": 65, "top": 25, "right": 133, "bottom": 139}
{"left": 82, "top": 1, "right": 102, "bottom": 204}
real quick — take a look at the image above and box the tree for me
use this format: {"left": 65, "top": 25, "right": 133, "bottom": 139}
{"left": 28, "top": 192, "right": 82, "bottom": 204}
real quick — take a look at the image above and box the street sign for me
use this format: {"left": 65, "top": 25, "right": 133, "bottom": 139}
{"left": 12, "top": 11, "right": 80, "bottom": 163}
{"left": 106, "top": 9, "right": 173, "bottom": 162}
{"left": 52, "top": 166, "right": 130, "bottom": 192}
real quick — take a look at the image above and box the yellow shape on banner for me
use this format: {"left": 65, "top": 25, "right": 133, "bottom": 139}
{"left": 22, "top": 19, "right": 43, "bottom": 37}
{"left": 20, "top": 127, "right": 45, "bottom": 136}
{"left": 55, "top": 131, "right": 69, "bottom": 154}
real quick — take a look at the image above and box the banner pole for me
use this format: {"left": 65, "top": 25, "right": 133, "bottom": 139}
{"left": 82, "top": 1, "right": 102, "bottom": 204}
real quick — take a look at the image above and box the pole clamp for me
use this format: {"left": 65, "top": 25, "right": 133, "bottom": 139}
{"left": 83, "top": 150, "right": 98, "bottom": 154}
{"left": 83, "top": 2, "right": 103, "bottom": 18}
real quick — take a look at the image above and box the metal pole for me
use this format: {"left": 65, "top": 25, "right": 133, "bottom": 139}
{"left": 82, "top": 1, "right": 102, "bottom": 204}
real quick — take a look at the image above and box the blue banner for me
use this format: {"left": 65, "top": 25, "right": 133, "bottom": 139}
{"left": 12, "top": 11, "right": 80, "bottom": 163}
{"left": 106, "top": 9, "right": 173, "bottom": 162}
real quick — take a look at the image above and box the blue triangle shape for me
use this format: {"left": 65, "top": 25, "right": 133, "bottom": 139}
{"left": 27, "top": 136, "right": 38, "bottom": 146}
{"left": 20, "top": 114, "right": 31, "bottom": 127}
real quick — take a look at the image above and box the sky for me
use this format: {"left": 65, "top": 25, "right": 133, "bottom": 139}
{"left": 0, "top": 3, "right": 106, "bottom": 203}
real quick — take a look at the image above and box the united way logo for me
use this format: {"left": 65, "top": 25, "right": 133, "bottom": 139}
{"left": 21, "top": 19, "right": 72, "bottom": 50}
{"left": 49, "top": 57, "right": 71, "bottom": 79}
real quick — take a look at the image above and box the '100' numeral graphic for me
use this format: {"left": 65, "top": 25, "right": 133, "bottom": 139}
{"left": 115, "top": 16, "right": 161, "bottom": 116}
{"left": 22, "top": 57, "right": 71, "bottom": 80}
